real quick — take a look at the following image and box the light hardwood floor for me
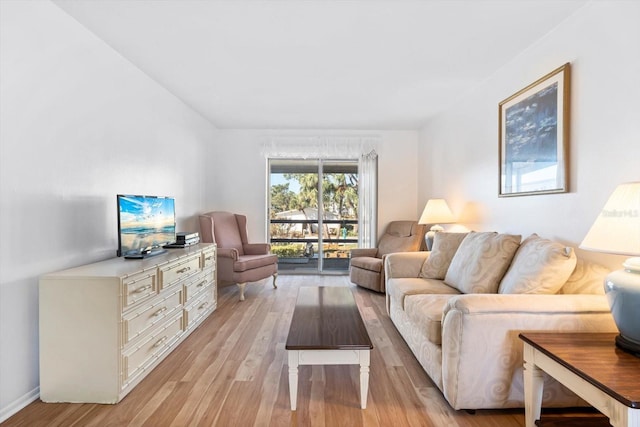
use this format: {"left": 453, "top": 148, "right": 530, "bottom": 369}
{"left": 4, "top": 275, "right": 532, "bottom": 427}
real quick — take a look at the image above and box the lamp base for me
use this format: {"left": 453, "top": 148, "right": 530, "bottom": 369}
{"left": 615, "top": 334, "right": 640, "bottom": 358}
{"left": 604, "top": 261, "right": 640, "bottom": 358}
{"left": 425, "top": 224, "right": 445, "bottom": 251}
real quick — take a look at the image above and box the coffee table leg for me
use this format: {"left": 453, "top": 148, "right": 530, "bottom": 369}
{"left": 523, "top": 344, "right": 544, "bottom": 427}
{"left": 288, "top": 351, "right": 299, "bottom": 411}
{"left": 359, "top": 350, "right": 370, "bottom": 409}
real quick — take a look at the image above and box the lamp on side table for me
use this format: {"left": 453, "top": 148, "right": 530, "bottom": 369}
{"left": 580, "top": 182, "right": 640, "bottom": 356}
{"left": 419, "top": 199, "right": 455, "bottom": 251}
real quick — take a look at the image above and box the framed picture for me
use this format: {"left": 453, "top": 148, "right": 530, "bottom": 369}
{"left": 499, "top": 63, "right": 570, "bottom": 197}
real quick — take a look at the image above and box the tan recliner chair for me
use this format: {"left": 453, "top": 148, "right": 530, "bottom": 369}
{"left": 349, "top": 221, "right": 426, "bottom": 293}
{"left": 199, "top": 211, "right": 278, "bottom": 301}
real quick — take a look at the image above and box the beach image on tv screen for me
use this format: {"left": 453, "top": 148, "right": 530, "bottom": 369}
{"left": 119, "top": 196, "right": 175, "bottom": 254}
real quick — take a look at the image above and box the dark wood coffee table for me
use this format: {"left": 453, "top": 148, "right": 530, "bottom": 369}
{"left": 519, "top": 332, "right": 640, "bottom": 427}
{"left": 285, "top": 286, "right": 373, "bottom": 410}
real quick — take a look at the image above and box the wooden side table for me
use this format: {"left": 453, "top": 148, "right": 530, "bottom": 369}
{"left": 520, "top": 332, "right": 640, "bottom": 427}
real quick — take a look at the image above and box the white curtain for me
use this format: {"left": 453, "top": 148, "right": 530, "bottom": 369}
{"left": 261, "top": 135, "right": 379, "bottom": 159}
{"left": 358, "top": 150, "right": 378, "bottom": 248}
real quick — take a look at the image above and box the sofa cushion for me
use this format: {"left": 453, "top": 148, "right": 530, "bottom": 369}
{"left": 498, "top": 234, "right": 577, "bottom": 294}
{"left": 404, "top": 294, "right": 456, "bottom": 345}
{"left": 387, "top": 278, "right": 460, "bottom": 310}
{"left": 350, "top": 256, "right": 383, "bottom": 273}
{"left": 233, "top": 254, "right": 279, "bottom": 272}
{"left": 444, "top": 231, "right": 521, "bottom": 294}
{"left": 420, "top": 232, "right": 468, "bottom": 279}
{"left": 559, "top": 258, "right": 609, "bottom": 295}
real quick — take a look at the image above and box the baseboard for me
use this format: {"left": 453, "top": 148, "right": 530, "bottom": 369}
{"left": 0, "top": 386, "right": 39, "bottom": 423}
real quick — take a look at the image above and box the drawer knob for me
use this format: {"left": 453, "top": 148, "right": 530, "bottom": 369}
{"left": 153, "top": 336, "right": 168, "bottom": 348}
{"left": 132, "top": 284, "right": 152, "bottom": 294}
{"left": 205, "top": 256, "right": 213, "bottom": 261}
{"left": 198, "top": 302, "right": 209, "bottom": 310}
{"left": 196, "top": 280, "right": 207, "bottom": 288}
{"left": 153, "top": 307, "right": 168, "bottom": 317}
{"left": 177, "top": 266, "right": 191, "bottom": 274}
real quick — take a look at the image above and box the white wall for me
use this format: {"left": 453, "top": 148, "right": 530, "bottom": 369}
{"left": 0, "top": 1, "right": 217, "bottom": 420}
{"left": 418, "top": 0, "right": 640, "bottom": 270}
{"left": 206, "top": 130, "right": 420, "bottom": 241}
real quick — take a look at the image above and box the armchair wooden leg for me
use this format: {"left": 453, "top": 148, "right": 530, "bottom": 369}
{"left": 272, "top": 273, "right": 278, "bottom": 289}
{"left": 237, "top": 282, "right": 247, "bottom": 301}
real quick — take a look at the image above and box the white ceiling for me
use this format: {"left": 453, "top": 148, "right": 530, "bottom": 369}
{"left": 52, "top": 0, "right": 588, "bottom": 130}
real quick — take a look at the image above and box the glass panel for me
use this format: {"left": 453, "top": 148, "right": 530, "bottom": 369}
{"left": 268, "top": 158, "right": 358, "bottom": 273}
{"left": 320, "top": 161, "right": 358, "bottom": 272}
{"left": 269, "top": 159, "right": 320, "bottom": 273}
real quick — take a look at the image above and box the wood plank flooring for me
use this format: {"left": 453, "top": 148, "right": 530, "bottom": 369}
{"left": 4, "top": 275, "right": 540, "bottom": 426}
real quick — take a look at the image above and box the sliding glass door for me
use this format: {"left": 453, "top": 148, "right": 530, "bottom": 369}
{"left": 269, "top": 159, "right": 358, "bottom": 273}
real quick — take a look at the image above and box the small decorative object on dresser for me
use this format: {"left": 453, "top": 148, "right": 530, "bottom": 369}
{"left": 177, "top": 231, "right": 200, "bottom": 245}
{"left": 580, "top": 182, "right": 640, "bottom": 356}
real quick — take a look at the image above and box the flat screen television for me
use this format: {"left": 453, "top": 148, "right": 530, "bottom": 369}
{"left": 116, "top": 194, "right": 176, "bottom": 259}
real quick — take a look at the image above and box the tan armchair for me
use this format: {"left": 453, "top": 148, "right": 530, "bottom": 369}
{"left": 199, "top": 211, "right": 278, "bottom": 301}
{"left": 349, "top": 220, "right": 426, "bottom": 293}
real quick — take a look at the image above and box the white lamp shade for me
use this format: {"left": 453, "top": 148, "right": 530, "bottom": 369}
{"left": 580, "top": 182, "right": 640, "bottom": 256}
{"left": 419, "top": 199, "right": 455, "bottom": 225}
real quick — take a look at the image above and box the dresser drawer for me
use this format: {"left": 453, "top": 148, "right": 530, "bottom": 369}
{"left": 183, "top": 271, "right": 212, "bottom": 305}
{"left": 122, "top": 313, "right": 183, "bottom": 385}
{"left": 201, "top": 247, "right": 216, "bottom": 269}
{"left": 159, "top": 254, "right": 200, "bottom": 289}
{"left": 122, "top": 287, "right": 182, "bottom": 346}
{"left": 184, "top": 287, "right": 214, "bottom": 330}
{"left": 122, "top": 270, "right": 157, "bottom": 309}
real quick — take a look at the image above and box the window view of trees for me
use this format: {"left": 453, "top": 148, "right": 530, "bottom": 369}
{"left": 270, "top": 172, "right": 358, "bottom": 218}
{"left": 269, "top": 160, "right": 359, "bottom": 272}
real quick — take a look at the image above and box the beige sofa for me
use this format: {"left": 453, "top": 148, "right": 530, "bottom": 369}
{"left": 385, "top": 231, "right": 617, "bottom": 410}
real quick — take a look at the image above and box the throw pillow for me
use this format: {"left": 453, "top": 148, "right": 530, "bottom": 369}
{"left": 444, "top": 231, "right": 521, "bottom": 294}
{"left": 419, "top": 232, "right": 469, "bottom": 279}
{"left": 498, "top": 234, "right": 577, "bottom": 294}
{"left": 558, "top": 258, "right": 608, "bottom": 295}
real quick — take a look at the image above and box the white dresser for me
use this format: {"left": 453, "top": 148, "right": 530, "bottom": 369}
{"left": 39, "top": 243, "right": 216, "bottom": 403}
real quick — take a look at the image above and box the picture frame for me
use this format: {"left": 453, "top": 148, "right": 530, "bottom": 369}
{"left": 498, "top": 63, "right": 570, "bottom": 197}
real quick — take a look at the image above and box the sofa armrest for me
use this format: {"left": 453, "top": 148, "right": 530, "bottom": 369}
{"left": 350, "top": 248, "right": 379, "bottom": 258}
{"left": 243, "top": 243, "right": 270, "bottom": 255}
{"left": 384, "top": 251, "right": 430, "bottom": 279}
{"left": 440, "top": 293, "right": 617, "bottom": 409}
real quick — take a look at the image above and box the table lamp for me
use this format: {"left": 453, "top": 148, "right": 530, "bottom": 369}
{"left": 419, "top": 199, "right": 455, "bottom": 251}
{"left": 580, "top": 182, "right": 640, "bottom": 356}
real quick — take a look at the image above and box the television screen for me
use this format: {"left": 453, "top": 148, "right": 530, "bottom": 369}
{"left": 117, "top": 195, "right": 176, "bottom": 258}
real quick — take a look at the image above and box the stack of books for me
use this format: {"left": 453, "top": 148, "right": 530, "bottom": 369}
{"left": 176, "top": 231, "right": 200, "bottom": 246}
